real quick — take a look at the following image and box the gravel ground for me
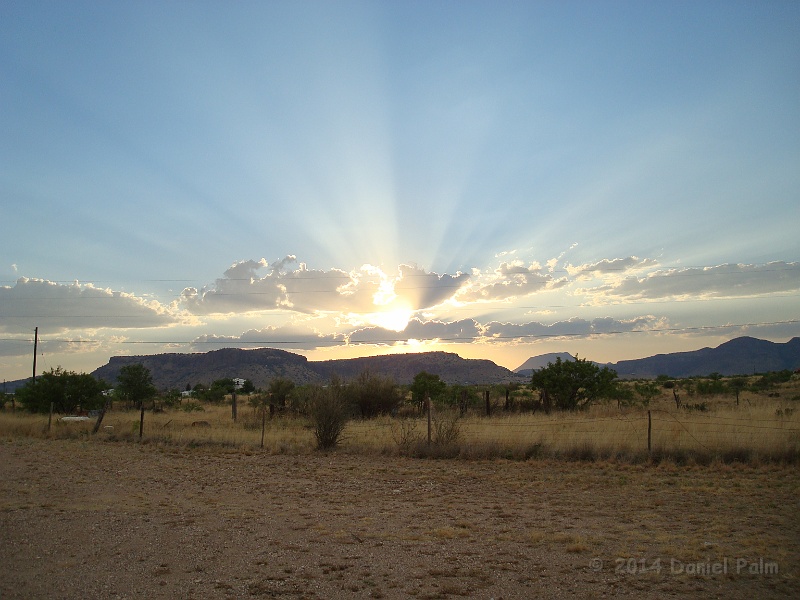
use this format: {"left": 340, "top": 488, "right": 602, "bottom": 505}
{"left": 1, "top": 438, "right": 798, "bottom": 599}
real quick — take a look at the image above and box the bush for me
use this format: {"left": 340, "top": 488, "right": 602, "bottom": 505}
{"left": 307, "top": 383, "right": 351, "bottom": 450}
{"left": 432, "top": 412, "right": 461, "bottom": 446}
{"left": 348, "top": 371, "right": 403, "bottom": 418}
{"left": 391, "top": 418, "right": 422, "bottom": 453}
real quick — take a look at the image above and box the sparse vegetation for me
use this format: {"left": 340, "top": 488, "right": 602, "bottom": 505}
{"left": 1, "top": 369, "right": 798, "bottom": 464}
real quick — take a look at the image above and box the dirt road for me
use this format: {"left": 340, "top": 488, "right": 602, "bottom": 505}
{"left": 1, "top": 439, "right": 797, "bottom": 599}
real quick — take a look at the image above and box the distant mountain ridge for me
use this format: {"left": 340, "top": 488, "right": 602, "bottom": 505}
{"left": 608, "top": 336, "right": 800, "bottom": 378}
{"left": 90, "top": 348, "right": 527, "bottom": 390}
{"left": 5, "top": 336, "right": 798, "bottom": 393}
{"left": 515, "top": 336, "right": 800, "bottom": 379}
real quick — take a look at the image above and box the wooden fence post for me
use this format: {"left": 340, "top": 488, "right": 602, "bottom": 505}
{"left": 260, "top": 406, "right": 266, "bottom": 449}
{"left": 139, "top": 404, "right": 145, "bottom": 439}
{"left": 92, "top": 399, "right": 110, "bottom": 434}
{"left": 426, "top": 393, "right": 432, "bottom": 446}
{"left": 647, "top": 410, "right": 652, "bottom": 454}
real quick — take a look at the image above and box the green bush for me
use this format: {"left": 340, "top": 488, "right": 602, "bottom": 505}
{"left": 347, "top": 371, "right": 403, "bottom": 418}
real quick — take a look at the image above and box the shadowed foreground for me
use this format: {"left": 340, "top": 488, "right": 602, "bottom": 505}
{"left": 1, "top": 439, "right": 797, "bottom": 599}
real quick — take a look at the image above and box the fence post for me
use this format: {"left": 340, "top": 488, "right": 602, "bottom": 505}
{"left": 48, "top": 402, "right": 54, "bottom": 432}
{"left": 647, "top": 410, "right": 652, "bottom": 454}
{"left": 232, "top": 391, "right": 237, "bottom": 422}
{"left": 260, "top": 406, "right": 266, "bottom": 449}
{"left": 426, "top": 393, "right": 432, "bottom": 446}
{"left": 139, "top": 404, "right": 145, "bottom": 439}
{"left": 92, "top": 399, "right": 110, "bottom": 434}
{"left": 485, "top": 390, "right": 491, "bottom": 416}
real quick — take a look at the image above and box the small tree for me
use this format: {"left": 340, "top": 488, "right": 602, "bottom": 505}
{"left": 268, "top": 377, "right": 295, "bottom": 409}
{"left": 410, "top": 371, "right": 447, "bottom": 410}
{"left": 633, "top": 381, "right": 661, "bottom": 406}
{"left": 240, "top": 379, "right": 256, "bottom": 394}
{"left": 116, "top": 364, "right": 156, "bottom": 409}
{"left": 729, "top": 377, "right": 748, "bottom": 405}
{"left": 608, "top": 381, "right": 636, "bottom": 409}
{"left": 530, "top": 356, "right": 617, "bottom": 411}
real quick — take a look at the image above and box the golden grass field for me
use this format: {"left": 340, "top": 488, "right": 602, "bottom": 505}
{"left": 2, "top": 381, "right": 797, "bottom": 463}
{"left": 1, "top": 381, "right": 798, "bottom": 598}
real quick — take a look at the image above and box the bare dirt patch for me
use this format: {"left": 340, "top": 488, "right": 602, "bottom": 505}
{"left": 1, "top": 439, "right": 797, "bottom": 599}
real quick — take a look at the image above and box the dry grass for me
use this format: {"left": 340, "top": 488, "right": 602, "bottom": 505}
{"left": 1, "top": 380, "right": 798, "bottom": 464}
{"left": 342, "top": 390, "right": 799, "bottom": 463}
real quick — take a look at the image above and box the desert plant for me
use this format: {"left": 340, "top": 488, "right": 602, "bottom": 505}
{"left": 116, "top": 364, "right": 157, "bottom": 409}
{"left": 348, "top": 371, "right": 403, "bottom": 418}
{"left": 307, "top": 382, "right": 351, "bottom": 450}
{"left": 432, "top": 412, "right": 462, "bottom": 446}
{"left": 391, "top": 417, "right": 422, "bottom": 453}
{"left": 530, "top": 356, "right": 617, "bottom": 411}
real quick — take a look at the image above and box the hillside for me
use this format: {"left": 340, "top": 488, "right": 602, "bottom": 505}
{"left": 314, "top": 352, "right": 525, "bottom": 385}
{"left": 513, "top": 336, "right": 800, "bottom": 379}
{"left": 90, "top": 348, "right": 526, "bottom": 390}
{"left": 609, "top": 336, "right": 800, "bottom": 378}
{"left": 514, "top": 352, "right": 575, "bottom": 377}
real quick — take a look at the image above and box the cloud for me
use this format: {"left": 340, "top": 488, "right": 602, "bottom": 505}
{"left": 675, "top": 319, "right": 800, "bottom": 340}
{"left": 0, "top": 278, "right": 177, "bottom": 334}
{"left": 392, "top": 264, "right": 470, "bottom": 308}
{"left": 179, "top": 257, "right": 470, "bottom": 316}
{"left": 483, "top": 316, "right": 665, "bottom": 340}
{"left": 348, "top": 318, "right": 480, "bottom": 345}
{"left": 455, "top": 260, "right": 567, "bottom": 303}
{"left": 583, "top": 262, "right": 800, "bottom": 300}
{"left": 191, "top": 325, "right": 341, "bottom": 350}
{"left": 566, "top": 256, "right": 659, "bottom": 278}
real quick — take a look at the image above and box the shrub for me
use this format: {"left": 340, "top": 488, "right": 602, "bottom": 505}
{"left": 432, "top": 412, "right": 461, "bottom": 446}
{"left": 391, "top": 418, "right": 421, "bottom": 453}
{"left": 308, "top": 383, "right": 351, "bottom": 450}
{"left": 348, "top": 371, "right": 403, "bottom": 418}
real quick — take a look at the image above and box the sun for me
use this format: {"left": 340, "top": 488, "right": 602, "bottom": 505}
{"left": 368, "top": 306, "right": 413, "bottom": 332}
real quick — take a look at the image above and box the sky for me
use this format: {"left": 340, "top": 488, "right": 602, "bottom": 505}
{"left": 2, "top": 0, "right": 799, "bottom": 383}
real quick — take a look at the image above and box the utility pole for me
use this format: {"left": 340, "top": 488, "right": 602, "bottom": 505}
{"left": 32, "top": 326, "right": 38, "bottom": 382}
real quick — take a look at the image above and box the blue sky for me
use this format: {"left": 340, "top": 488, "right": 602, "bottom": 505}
{"left": 2, "top": 1, "right": 799, "bottom": 382}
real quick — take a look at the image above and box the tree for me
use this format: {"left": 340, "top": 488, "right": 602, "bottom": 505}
{"left": 240, "top": 379, "right": 256, "bottom": 394}
{"left": 15, "top": 367, "right": 105, "bottom": 414}
{"left": 194, "top": 378, "right": 235, "bottom": 403}
{"left": 633, "top": 381, "right": 661, "bottom": 406}
{"left": 729, "top": 377, "right": 748, "bottom": 405}
{"left": 116, "top": 364, "right": 156, "bottom": 409}
{"left": 410, "top": 371, "right": 447, "bottom": 409}
{"left": 530, "top": 356, "right": 617, "bottom": 411}
{"left": 268, "top": 377, "right": 295, "bottom": 408}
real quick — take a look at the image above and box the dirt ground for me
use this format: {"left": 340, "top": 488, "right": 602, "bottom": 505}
{"left": 1, "top": 439, "right": 798, "bottom": 599}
